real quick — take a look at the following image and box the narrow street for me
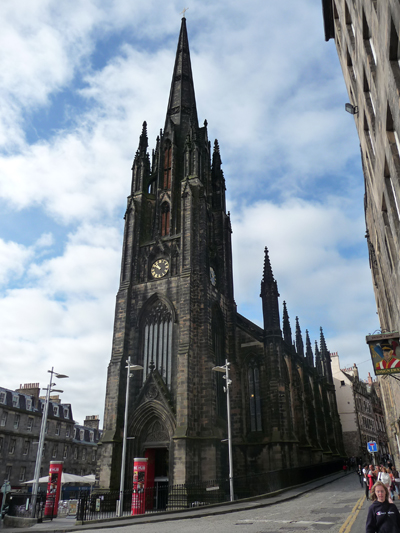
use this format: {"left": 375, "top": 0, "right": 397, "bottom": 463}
{"left": 72, "top": 473, "right": 372, "bottom": 533}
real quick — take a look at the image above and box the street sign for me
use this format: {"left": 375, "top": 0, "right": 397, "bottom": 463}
{"left": 367, "top": 441, "right": 378, "bottom": 453}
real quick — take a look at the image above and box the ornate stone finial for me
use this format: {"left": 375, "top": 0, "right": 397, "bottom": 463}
{"left": 180, "top": 7, "right": 189, "bottom": 18}
{"left": 149, "top": 360, "right": 155, "bottom": 373}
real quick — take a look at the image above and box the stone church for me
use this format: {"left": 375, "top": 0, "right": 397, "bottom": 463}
{"left": 98, "top": 17, "right": 344, "bottom": 492}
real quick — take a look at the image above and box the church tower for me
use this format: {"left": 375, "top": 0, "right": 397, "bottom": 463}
{"left": 98, "top": 17, "right": 235, "bottom": 490}
{"left": 98, "top": 15, "right": 345, "bottom": 497}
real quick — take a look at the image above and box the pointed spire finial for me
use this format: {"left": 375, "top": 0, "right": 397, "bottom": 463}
{"left": 305, "top": 330, "right": 314, "bottom": 366}
{"left": 180, "top": 7, "right": 189, "bottom": 18}
{"left": 139, "top": 121, "right": 148, "bottom": 153}
{"left": 320, "top": 327, "right": 333, "bottom": 383}
{"left": 295, "top": 317, "right": 304, "bottom": 358}
{"left": 282, "top": 301, "right": 292, "bottom": 346}
{"left": 262, "top": 247, "right": 275, "bottom": 283}
{"left": 315, "top": 341, "right": 323, "bottom": 376}
{"left": 261, "top": 247, "right": 281, "bottom": 337}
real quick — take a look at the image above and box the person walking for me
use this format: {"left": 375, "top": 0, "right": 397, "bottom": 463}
{"left": 358, "top": 464, "right": 365, "bottom": 487}
{"left": 366, "top": 481, "right": 400, "bottom": 532}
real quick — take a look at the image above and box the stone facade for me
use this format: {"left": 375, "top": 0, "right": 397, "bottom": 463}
{"left": 332, "top": 355, "right": 389, "bottom": 460}
{"left": 98, "top": 17, "right": 345, "bottom": 491}
{"left": 0, "top": 384, "right": 100, "bottom": 488}
{"left": 322, "top": 0, "right": 400, "bottom": 467}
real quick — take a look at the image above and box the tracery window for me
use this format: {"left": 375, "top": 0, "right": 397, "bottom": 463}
{"left": 142, "top": 299, "right": 173, "bottom": 387}
{"left": 248, "top": 361, "right": 262, "bottom": 432}
{"left": 161, "top": 203, "right": 170, "bottom": 237}
{"left": 163, "top": 144, "right": 172, "bottom": 189}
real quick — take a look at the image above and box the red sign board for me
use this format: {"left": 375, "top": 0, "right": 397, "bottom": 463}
{"left": 44, "top": 461, "right": 63, "bottom": 518}
{"left": 131, "top": 458, "right": 148, "bottom": 515}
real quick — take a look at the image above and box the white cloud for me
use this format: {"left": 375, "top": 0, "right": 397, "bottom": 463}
{"left": 0, "top": 239, "right": 32, "bottom": 285}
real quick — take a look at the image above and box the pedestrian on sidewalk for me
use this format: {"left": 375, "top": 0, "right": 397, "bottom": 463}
{"left": 358, "top": 464, "right": 364, "bottom": 487}
{"left": 366, "top": 481, "right": 400, "bottom": 533}
{"left": 367, "top": 465, "right": 375, "bottom": 499}
{"left": 363, "top": 464, "right": 370, "bottom": 500}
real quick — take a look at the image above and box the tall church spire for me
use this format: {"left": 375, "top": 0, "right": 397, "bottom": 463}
{"left": 165, "top": 17, "right": 198, "bottom": 135}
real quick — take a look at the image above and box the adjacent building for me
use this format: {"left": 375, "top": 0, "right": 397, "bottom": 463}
{"left": 332, "top": 354, "right": 389, "bottom": 461}
{"left": 321, "top": 0, "right": 400, "bottom": 466}
{"left": 0, "top": 383, "right": 101, "bottom": 489}
{"left": 98, "top": 17, "right": 345, "bottom": 492}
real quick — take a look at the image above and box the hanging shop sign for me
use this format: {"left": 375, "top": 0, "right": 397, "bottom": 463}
{"left": 366, "top": 332, "right": 400, "bottom": 376}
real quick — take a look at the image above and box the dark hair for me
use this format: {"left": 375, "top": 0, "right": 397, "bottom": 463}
{"left": 370, "top": 481, "right": 389, "bottom": 502}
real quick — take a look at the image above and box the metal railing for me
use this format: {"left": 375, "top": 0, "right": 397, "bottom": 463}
{"left": 3, "top": 492, "right": 45, "bottom": 521}
{"left": 77, "top": 460, "right": 343, "bottom": 523}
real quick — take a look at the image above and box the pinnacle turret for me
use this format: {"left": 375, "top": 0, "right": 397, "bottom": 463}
{"left": 315, "top": 341, "right": 323, "bottom": 376}
{"left": 211, "top": 139, "right": 226, "bottom": 211}
{"left": 306, "top": 330, "right": 314, "bottom": 366}
{"left": 282, "top": 301, "right": 292, "bottom": 346}
{"left": 261, "top": 247, "right": 281, "bottom": 337}
{"left": 320, "top": 327, "right": 333, "bottom": 383}
{"left": 131, "top": 122, "right": 150, "bottom": 194}
{"left": 295, "top": 317, "right": 304, "bottom": 358}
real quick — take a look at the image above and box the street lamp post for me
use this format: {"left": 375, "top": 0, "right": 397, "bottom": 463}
{"left": 212, "top": 359, "right": 234, "bottom": 502}
{"left": 31, "top": 368, "right": 68, "bottom": 518}
{"left": 118, "top": 357, "right": 143, "bottom": 517}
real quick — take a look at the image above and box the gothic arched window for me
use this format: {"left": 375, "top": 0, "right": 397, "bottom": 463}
{"left": 248, "top": 361, "right": 262, "bottom": 432}
{"left": 163, "top": 144, "right": 172, "bottom": 189}
{"left": 142, "top": 299, "right": 173, "bottom": 387}
{"left": 161, "top": 203, "right": 170, "bottom": 237}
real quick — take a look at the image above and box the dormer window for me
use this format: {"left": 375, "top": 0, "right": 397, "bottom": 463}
{"left": 0, "top": 391, "right": 6, "bottom": 404}
{"left": 53, "top": 405, "right": 59, "bottom": 417}
{"left": 63, "top": 407, "right": 69, "bottom": 419}
{"left": 12, "top": 395, "right": 19, "bottom": 408}
{"left": 89, "top": 431, "right": 94, "bottom": 443}
{"left": 80, "top": 429, "right": 85, "bottom": 441}
{"left": 26, "top": 399, "right": 32, "bottom": 411}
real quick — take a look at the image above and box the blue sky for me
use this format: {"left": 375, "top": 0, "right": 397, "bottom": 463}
{"left": 0, "top": 0, "right": 378, "bottom": 425}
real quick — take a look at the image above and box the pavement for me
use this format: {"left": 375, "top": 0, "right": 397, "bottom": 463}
{"left": 0, "top": 470, "right": 353, "bottom": 533}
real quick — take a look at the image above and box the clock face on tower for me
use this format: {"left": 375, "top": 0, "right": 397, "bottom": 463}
{"left": 151, "top": 259, "right": 169, "bottom": 279}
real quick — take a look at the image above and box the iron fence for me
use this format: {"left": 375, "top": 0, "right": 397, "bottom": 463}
{"left": 77, "top": 460, "right": 343, "bottom": 523}
{"left": 3, "top": 492, "right": 45, "bottom": 521}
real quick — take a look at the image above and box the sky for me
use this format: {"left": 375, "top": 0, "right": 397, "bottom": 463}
{"left": 0, "top": 0, "right": 379, "bottom": 426}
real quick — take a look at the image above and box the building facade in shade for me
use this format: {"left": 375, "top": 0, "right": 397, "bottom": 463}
{"left": 321, "top": 0, "right": 400, "bottom": 467}
{"left": 0, "top": 384, "right": 101, "bottom": 489}
{"left": 98, "top": 17, "right": 345, "bottom": 491}
{"left": 331, "top": 355, "right": 389, "bottom": 461}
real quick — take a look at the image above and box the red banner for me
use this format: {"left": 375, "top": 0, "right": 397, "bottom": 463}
{"left": 131, "top": 458, "right": 148, "bottom": 515}
{"left": 44, "top": 461, "right": 63, "bottom": 518}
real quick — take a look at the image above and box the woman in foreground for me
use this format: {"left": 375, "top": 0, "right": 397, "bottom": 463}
{"left": 366, "top": 481, "right": 400, "bottom": 532}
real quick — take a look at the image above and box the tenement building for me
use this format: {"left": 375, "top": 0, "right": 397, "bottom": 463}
{"left": 332, "top": 356, "right": 389, "bottom": 461}
{"left": 98, "top": 17, "right": 345, "bottom": 492}
{"left": 0, "top": 383, "right": 101, "bottom": 488}
{"left": 322, "top": 0, "right": 400, "bottom": 466}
